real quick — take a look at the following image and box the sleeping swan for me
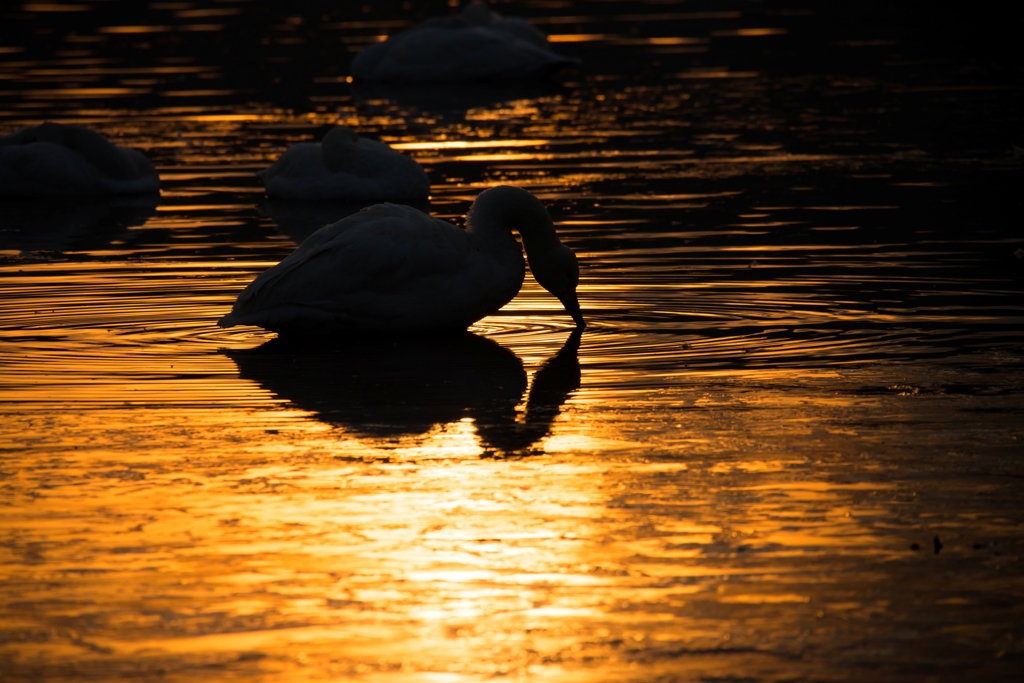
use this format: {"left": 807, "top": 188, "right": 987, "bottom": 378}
{"left": 219, "top": 185, "right": 584, "bottom": 334}
{"left": 0, "top": 122, "right": 159, "bottom": 196}
{"left": 258, "top": 126, "right": 429, "bottom": 201}
{"left": 351, "top": 2, "right": 576, "bottom": 82}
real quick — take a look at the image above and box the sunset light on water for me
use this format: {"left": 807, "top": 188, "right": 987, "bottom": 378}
{"left": 1, "top": 1, "right": 1022, "bottom": 680}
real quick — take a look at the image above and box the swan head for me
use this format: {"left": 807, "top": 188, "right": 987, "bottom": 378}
{"left": 530, "top": 243, "right": 585, "bottom": 329}
{"left": 468, "top": 185, "right": 586, "bottom": 329}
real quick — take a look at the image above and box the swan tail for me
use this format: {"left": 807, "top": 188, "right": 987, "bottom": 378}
{"left": 217, "top": 313, "right": 239, "bottom": 328}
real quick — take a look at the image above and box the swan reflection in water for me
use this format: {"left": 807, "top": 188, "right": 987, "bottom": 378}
{"left": 228, "top": 330, "right": 581, "bottom": 453}
{"left": 352, "top": 81, "right": 564, "bottom": 119}
{"left": 0, "top": 194, "right": 157, "bottom": 255}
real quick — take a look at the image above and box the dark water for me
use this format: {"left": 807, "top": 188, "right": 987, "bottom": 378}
{"left": 1, "top": 2, "right": 1023, "bottom": 681}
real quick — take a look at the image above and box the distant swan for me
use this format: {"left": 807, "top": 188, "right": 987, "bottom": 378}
{"left": 219, "top": 185, "right": 584, "bottom": 333}
{"left": 258, "top": 126, "right": 429, "bottom": 201}
{"left": 0, "top": 122, "right": 159, "bottom": 196}
{"left": 351, "top": 2, "right": 576, "bottom": 82}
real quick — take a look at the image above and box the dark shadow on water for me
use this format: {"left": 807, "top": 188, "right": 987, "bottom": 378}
{"left": 259, "top": 198, "right": 430, "bottom": 246}
{"left": 352, "top": 81, "right": 566, "bottom": 118}
{"left": 477, "top": 329, "right": 582, "bottom": 453}
{"left": 227, "top": 329, "right": 582, "bottom": 453}
{"left": 0, "top": 194, "right": 158, "bottom": 255}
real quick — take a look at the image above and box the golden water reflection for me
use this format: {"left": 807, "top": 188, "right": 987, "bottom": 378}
{"left": 2, "top": 250, "right": 1021, "bottom": 677}
{"left": 2, "top": 0, "right": 1024, "bottom": 679}
{"left": 5, "top": 251, "right": 1020, "bottom": 681}
{"left": 5, "top": 366, "right": 1020, "bottom": 679}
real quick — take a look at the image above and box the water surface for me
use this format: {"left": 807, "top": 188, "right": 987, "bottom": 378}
{"left": 1, "top": 1, "right": 1023, "bottom": 680}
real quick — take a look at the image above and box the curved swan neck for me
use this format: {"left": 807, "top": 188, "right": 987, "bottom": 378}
{"left": 466, "top": 186, "right": 583, "bottom": 329}
{"left": 466, "top": 185, "right": 561, "bottom": 254}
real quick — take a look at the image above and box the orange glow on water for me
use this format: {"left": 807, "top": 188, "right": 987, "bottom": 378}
{"left": 712, "top": 28, "right": 789, "bottom": 37}
{"left": 98, "top": 25, "right": 174, "bottom": 33}
{"left": 22, "top": 2, "right": 93, "bottom": 10}
{"left": 391, "top": 139, "right": 551, "bottom": 150}
{"left": 0, "top": 2, "right": 1022, "bottom": 681}
{"left": 547, "top": 33, "right": 609, "bottom": 43}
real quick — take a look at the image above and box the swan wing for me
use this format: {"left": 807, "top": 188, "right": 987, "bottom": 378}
{"left": 0, "top": 142, "right": 105, "bottom": 196}
{"left": 354, "top": 25, "right": 573, "bottom": 82}
{"left": 0, "top": 141, "right": 158, "bottom": 197}
{"left": 221, "top": 204, "right": 490, "bottom": 331}
{"left": 0, "top": 124, "right": 158, "bottom": 196}
{"left": 260, "top": 141, "right": 428, "bottom": 201}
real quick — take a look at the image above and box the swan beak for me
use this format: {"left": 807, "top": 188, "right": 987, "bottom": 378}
{"left": 557, "top": 288, "right": 586, "bottom": 329}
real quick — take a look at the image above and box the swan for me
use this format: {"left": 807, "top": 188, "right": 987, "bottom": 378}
{"left": 258, "top": 126, "right": 429, "bottom": 202}
{"left": 218, "top": 185, "right": 584, "bottom": 334}
{"left": 351, "top": 2, "right": 576, "bottom": 82}
{"left": 0, "top": 122, "right": 159, "bottom": 196}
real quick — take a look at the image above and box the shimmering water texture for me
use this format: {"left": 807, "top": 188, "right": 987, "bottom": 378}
{"left": 2, "top": 1, "right": 1023, "bottom": 681}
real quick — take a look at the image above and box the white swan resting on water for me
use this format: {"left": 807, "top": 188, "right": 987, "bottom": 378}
{"left": 258, "top": 126, "right": 429, "bottom": 201}
{"left": 0, "top": 122, "right": 159, "bottom": 196}
{"left": 219, "top": 185, "right": 584, "bottom": 334}
{"left": 351, "top": 2, "right": 576, "bottom": 82}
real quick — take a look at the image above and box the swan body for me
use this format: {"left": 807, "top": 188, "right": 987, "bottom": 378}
{"left": 0, "top": 122, "right": 159, "bottom": 197}
{"left": 351, "top": 3, "right": 576, "bottom": 82}
{"left": 219, "top": 185, "right": 584, "bottom": 334}
{"left": 258, "top": 127, "right": 429, "bottom": 201}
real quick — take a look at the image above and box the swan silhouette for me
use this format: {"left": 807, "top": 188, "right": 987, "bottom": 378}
{"left": 228, "top": 330, "right": 581, "bottom": 452}
{"left": 351, "top": 2, "right": 576, "bottom": 83}
{"left": 219, "top": 185, "right": 584, "bottom": 334}
{"left": 258, "top": 126, "right": 429, "bottom": 202}
{"left": 0, "top": 122, "right": 159, "bottom": 197}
